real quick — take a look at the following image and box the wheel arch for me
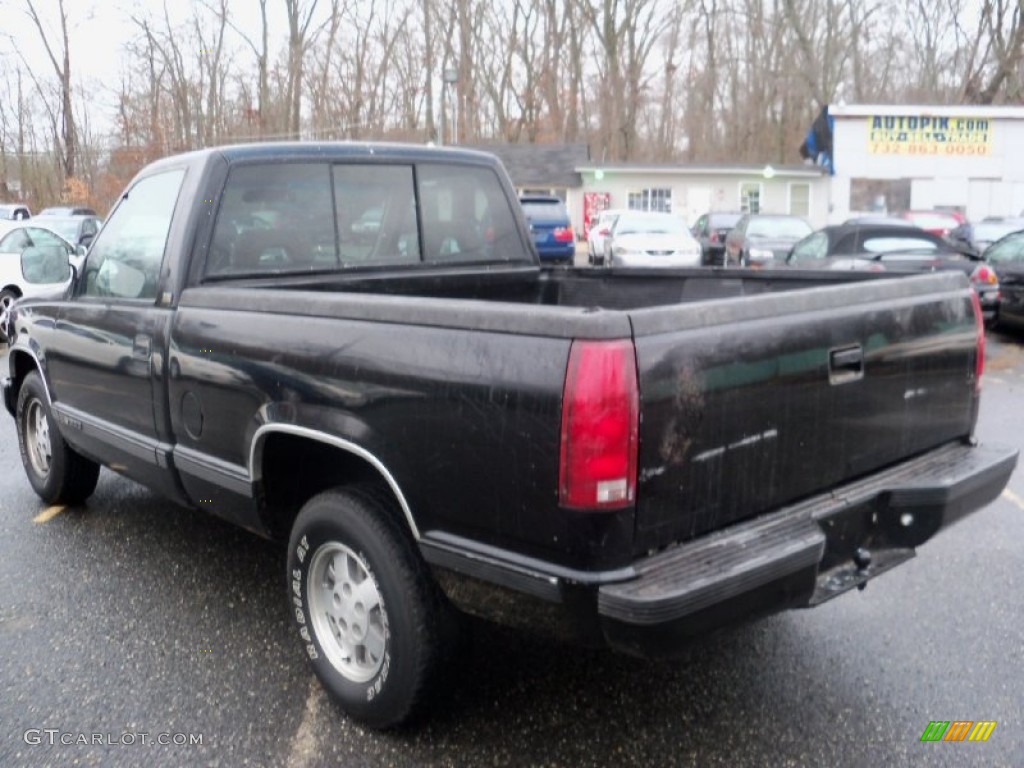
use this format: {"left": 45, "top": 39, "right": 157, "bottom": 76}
{"left": 250, "top": 424, "right": 420, "bottom": 543}
{"left": 7, "top": 347, "right": 50, "bottom": 408}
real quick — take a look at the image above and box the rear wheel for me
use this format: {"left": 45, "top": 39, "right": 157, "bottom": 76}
{"left": 287, "top": 487, "right": 448, "bottom": 728}
{"left": 16, "top": 371, "right": 100, "bottom": 504}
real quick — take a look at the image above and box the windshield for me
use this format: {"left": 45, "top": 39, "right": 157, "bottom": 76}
{"left": 905, "top": 212, "right": 959, "bottom": 230}
{"left": 747, "top": 217, "right": 813, "bottom": 238}
{"left": 615, "top": 215, "right": 688, "bottom": 236}
{"left": 975, "top": 221, "right": 1024, "bottom": 242}
{"left": 40, "top": 218, "right": 79, "bottom": 241}
{"left": 521, "top": 200, "right": 568, "bottom": 220}
{"left": 710, "top": 214, "right": 742, "bottom": 228}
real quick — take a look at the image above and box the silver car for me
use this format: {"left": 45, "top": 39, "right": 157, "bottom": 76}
{"left": 603, "top": 212, "right": 702, "bottom": 268}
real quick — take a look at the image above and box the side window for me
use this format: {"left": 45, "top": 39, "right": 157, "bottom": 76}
{"left": 694, "top": 215, "right": 706, "bottom": 236}
{"left": 207, "top": 163, "right": 335, "bottom": 276}
{"left": 334, "top": 165, "right": 417, "bottom": 265}
{"left": 84, "top": 170, "right": 185, "bottom": 299}
{"left": 418, "top": 164, "right": 524, "bottom": 263}
{"left": 862, "top": 236, "right": 938, "bottom": 253}
{"left": 791, "top": 231, "right": 828, "bottom": 260}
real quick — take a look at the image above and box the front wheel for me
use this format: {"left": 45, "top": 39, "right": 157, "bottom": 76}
{"left": 16, "top": 371, "right": 100, "bottom": 504}
{"left": 287, "top": 487, "right": 447, "bottom": 729}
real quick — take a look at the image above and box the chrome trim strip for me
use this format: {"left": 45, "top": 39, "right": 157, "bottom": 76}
{"left": 173, "top": 445, "right": 253, "bottom": 497}
{"left": 249, "top": 424, "right": 420, "bottom": 540}
{"left": 51, "top": 403, "right": 158, "bottom": 463}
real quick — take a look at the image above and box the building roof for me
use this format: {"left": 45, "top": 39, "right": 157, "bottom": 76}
{"left": 575, "top": 162, "right": 826, "bottom": 178}
{"left": 461, "top": 143, "right": 590, "bottom": 188}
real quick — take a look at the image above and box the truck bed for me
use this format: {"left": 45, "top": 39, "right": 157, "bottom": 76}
{"left": 177, "top": 268, "right": 981, "bottom": 561}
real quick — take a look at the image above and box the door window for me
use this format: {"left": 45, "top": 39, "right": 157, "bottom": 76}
{"left": 83, "top": 170, "right": 185, "bottom": 300}
{"left": 790, "top": 231, "right": 828, "bottom": 260}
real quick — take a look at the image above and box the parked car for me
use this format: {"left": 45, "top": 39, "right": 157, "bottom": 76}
{"left": 899, "top": 210, "right": 961, "bottom": 237}
{"left": 602, "top": 211, "right": 702, "bottom": 267}
{"left": 519, "top": 195, "right": 575, "bottom": 265}
{"left": 691, "top": 211, "right": 743, "bottom": 266}
{"left": 723, "top": 213, "right": 814, "bottom": 266}
{"left": 32, "top": 215, "right": 102, "bottom": 249}
{"left": 37, "top": 205, "right": 98, "bottom": 217}
{"left": 947, "top": 217, "right": 1024, "bottom": 257}
{"left": 784, "top": 223, "right": 1001, "bottom": 325}
{"left": 982, "top": 230, "right": 1024, "bottom": 329}
{"left": 0, "top": 203, "right": 31, "bottom": 220}
{"left": 586, "top": 208, "right": 629, "bottom": 265}
{"left": 0, "top": 243, "right": 74, "bottom": 342}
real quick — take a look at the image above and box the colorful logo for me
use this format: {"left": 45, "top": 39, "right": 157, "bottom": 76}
{"left": 921, "top": 721, "right": 997, "bottom": 742}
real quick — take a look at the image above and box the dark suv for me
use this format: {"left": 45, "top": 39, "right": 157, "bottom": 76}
{"left": 519, "top": 195, "right": 575, "bottom": 265}
{"left": 692, "top": 211, "right": 742, "bottom": 266}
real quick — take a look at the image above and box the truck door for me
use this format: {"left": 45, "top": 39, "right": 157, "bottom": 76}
{"left": 45, "top": 169, "right": 186, "bottom": 499}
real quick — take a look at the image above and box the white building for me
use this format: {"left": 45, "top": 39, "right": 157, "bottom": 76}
{"left": 828, "top": 103, "right": 1024, "bottom": 222}
{"left": 571, "top": 162, "right": 830, "bottom": 236}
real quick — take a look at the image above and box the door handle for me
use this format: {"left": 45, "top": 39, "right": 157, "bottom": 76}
{"left": 133, "top": 334, "right": 152, "bottom": 360}
{"left": 829, "top": 344, "right": 863, "bottom": 384}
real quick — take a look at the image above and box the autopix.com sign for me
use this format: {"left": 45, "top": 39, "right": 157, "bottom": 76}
{"left": 867, "top": 115, "right": 992, "bottom": 156}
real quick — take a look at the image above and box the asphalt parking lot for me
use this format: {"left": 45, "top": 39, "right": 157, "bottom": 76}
{"left": 1, "top": 335, "right": 1022, "bottom": 767}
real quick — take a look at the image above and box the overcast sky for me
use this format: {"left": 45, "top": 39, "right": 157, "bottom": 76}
{"left": 0, "top": 0, "right": 297, "bottom": 138}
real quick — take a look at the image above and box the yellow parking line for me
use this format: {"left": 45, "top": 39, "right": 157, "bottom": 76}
{"left": 1002, "top": 489, "right": 1024, "bottom": 511}
{"left": 33, "top": 505, "right": 67, "bottom": 523}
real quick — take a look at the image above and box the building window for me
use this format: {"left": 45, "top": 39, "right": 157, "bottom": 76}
{"left": 740, "top": 182, "right": 762, "bottom": 214}
{"left": 788, "top": 182, "right": 811, "bottom": 217}
{"left": 627, "top": 188, "right": 672, "bottom": 213}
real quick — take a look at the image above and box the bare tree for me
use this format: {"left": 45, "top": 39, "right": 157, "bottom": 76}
{"left": 24, "top": 0, "right": 76, "bottom": 178}
{"left": 284, "top": 0, "right": 325, "bottom": 136}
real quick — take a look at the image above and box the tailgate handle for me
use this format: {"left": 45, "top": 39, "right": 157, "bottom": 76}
{"left": 829, "top": 345, "right": 863, "bottom": 384}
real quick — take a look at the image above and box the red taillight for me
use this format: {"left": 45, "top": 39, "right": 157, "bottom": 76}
{"left": 597, "top": 226, "right": 610, "bottom": 236}
{"left": 709, "top": 232, "right": 719, "bottom": 243}
{"left": 971, "top": 265, "right": 998, "bottom": 285}
{"left": 553, "top": 226, "right": 575, "bottom": 242}
{"left": 559, "top": 340, "right": 639, "bottom": 509}
{"left": 970, "top": 290, "right": 985, "bottom": 392}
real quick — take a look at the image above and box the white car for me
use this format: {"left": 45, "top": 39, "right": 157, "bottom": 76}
{"left": 586, "top": 208, "right": 629, "bottom": 265}
{"left": 0, "top": 224, "right": 75, "bottom": 342}
{"left": 603, "top": 211, "right": 702, "bottom": 268}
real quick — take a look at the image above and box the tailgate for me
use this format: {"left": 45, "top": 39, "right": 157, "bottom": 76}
{"left": 628, "top": 273, "right": 981, "bottom": 552}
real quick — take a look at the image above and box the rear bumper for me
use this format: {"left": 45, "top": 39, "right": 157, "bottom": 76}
{"left": 536, "top": 243, "right": 576, "bottom": 263}
{"left": 598, "top": 440, "right": 1016, "bottom": 654}
{"left": 423, "top": 440, "right": 1016, "bottom": 655}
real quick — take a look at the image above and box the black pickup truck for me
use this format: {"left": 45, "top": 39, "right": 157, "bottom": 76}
{"left": 2, "top": 143, "right": 1017, "bottom": 728}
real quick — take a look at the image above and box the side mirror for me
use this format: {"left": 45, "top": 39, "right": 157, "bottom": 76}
{"left": 20, "top": 245, "right": 71, "bottom": 284}
{"left": 79, "top": 234, "right": 94, "bottom": 249}
{"left": 75, "top": 243, "right": 88, "bottom": 257}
